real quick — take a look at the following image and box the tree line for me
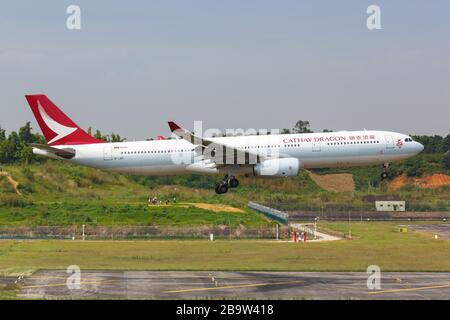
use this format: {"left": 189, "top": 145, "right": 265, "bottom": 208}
{"left": 0, "top": 123, "right": 124, "bottom": 164}
{"left": 0, "top": 121, "right": 449, "bottom": 170}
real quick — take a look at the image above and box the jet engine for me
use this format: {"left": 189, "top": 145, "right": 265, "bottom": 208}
{"left": 253, "top": 158, "right": 301, "bottom": 177}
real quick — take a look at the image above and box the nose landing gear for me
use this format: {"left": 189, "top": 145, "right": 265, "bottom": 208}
{"left": 214, "top": 175, "right": 239, "bottom": 194}
{"left": 381, "top": 163, "right": 392, "bottom": 180}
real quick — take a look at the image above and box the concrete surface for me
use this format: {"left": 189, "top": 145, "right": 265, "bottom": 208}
{"left": 408, "top": 224, "right": 450, "bottom": 240}
{"left": 11, "top": 270, "right": 450, "bottom": 300}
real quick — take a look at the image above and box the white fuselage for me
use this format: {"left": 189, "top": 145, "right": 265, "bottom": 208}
{"left": 35, "top": 130, "right": 423, "bottom": 176}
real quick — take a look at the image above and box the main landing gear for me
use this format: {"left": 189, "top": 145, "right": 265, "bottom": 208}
{"left": 215, "top": 175, "right": 239, "bottom": 194}
{"left": 380, "top": 163, "right": 392, "bottom": 180}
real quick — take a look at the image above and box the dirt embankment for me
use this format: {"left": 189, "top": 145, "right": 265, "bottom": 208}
{"left": 391, "top": 173, "right": 450, "bottom": 189}
{"left": 190, "top": 203, "right": 245, "bottom": 213}
{"left": 0, "top": 172, "right": 22, "bottom": 196}
{"left": 308, "top": 172, "right": 355, "bottom": 192}
{"left": 148, "top": 202, "right": 245, "bottom": 213}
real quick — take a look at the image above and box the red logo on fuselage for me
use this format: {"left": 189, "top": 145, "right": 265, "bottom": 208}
{"left": 396, "top": 139, "right": 403, "bottom": 148}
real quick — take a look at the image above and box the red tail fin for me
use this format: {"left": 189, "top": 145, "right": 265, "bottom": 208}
{"left": 25, "top": 94, "right": 104, "bottom": 146}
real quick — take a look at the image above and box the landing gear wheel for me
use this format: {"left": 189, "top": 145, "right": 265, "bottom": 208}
{"left": 229, "top": 178, "right": 239, "bottom": 188}
{"left": 215, "top": 174, "right": 235, "bottom": 194}
{"left": 381, "top": 163, "right": 391, "bottom": 180}
{"left": 380, "top": 172, "right": 389, "bottom": 180}
{"left": 217, "top": 183, "right": 229, "bottom": 194}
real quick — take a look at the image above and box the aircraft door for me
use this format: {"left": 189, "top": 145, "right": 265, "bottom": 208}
{"left": 312, "top": 140, "right": 321, "bottom": 152}
{"left": 103, "top": 145, "right": 113, "bottom": 161}
{"left": 385, "top": 135, "right": 395, "bottom": 149}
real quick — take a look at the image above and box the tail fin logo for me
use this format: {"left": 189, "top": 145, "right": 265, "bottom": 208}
{"left": 38, "top": 101, "right": 77, "bottom": 144}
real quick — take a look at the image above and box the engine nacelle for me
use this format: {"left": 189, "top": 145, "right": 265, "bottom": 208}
{"left": 253, "top": 158, "right": 301, "bottom": 177}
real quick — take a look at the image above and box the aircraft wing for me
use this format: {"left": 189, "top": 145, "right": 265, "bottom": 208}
{"left": 168, "top": 121, "right": 212, "bottom": 146}
{"left": 168, "top": 121, "right": 267, "bottom": 165}
{"left": 29, "top": 143, "right": 76, "bottom": 159}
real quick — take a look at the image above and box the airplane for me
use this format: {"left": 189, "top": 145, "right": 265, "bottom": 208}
{"left": 25, "top": 94, "right": 424, "bottom": 194}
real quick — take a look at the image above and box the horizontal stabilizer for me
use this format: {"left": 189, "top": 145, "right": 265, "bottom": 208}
{"left": 29, "top": 143, "right": 76, "bottom": 159}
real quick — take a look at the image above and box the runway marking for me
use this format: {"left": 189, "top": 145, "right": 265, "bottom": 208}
{"left": 28, "top": 275, "right": 117, "bottom": 281}
{"left": 367, "top": 283, "right": 450, "bottom": 295}
{"left": 21, "top": 279, "right": 116, "bottom": 290}
{"left": 165, "top": 280, "right": 304, "bottom": 294}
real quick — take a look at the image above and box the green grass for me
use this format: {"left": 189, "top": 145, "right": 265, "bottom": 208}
{"left": 0, "top": 162, "right": 274, "bottom": 227}
{"left": 0, "top": 288, "right": 17, "bottom": 300}
{"left": 0, "top": 161, "right": 449, "bottom": 229}
{"left": 0, "top": 222, "right": 449, "bottom": 275}
{"left": 0, "top": 202, "right": 267, "bottom": 227}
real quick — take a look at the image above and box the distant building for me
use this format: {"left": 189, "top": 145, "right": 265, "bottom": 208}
{"left": 375, "top": 201, "right": 405, "bottom": 212}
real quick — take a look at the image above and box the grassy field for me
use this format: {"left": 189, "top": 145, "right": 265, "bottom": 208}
{"left": 1, "top": 162, "right": 449, "bottom": 224}
{"left": 0, "top": 222, "right": 449, "bottom": 276}
{"left": 0, "top": 162, "right": 279, "bottom": 227}
{"left": 0, "top": 201, "right": 268, "bottom": 227}
{"left": 1, "top": 221, "right": 449, "bottom": 299}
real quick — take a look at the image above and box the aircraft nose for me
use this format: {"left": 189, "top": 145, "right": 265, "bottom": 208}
{"left": 416, "top": 142, "right": 424, "bottom": 153}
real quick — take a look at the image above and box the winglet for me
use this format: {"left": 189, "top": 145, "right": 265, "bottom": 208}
{"left": 168, "top": 121, "right": 182, "bottom": 132}
{"left": 167, "top": 121, "right": 209, "bottom": 146}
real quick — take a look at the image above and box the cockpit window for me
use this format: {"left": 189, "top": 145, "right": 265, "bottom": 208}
{"left": 404, "top": 138, "right": 413, "bottom": 142}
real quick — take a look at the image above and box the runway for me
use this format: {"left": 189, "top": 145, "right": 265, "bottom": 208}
{"left": 13, "top": 270, "right": 450, "bottom": 299}
{"left": 408, "top": 224, "right": 450, "bottom": 240}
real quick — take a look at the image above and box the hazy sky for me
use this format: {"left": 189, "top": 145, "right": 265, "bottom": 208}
{"left": 1, "top": 1, "right": 449, "bottom": 140}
